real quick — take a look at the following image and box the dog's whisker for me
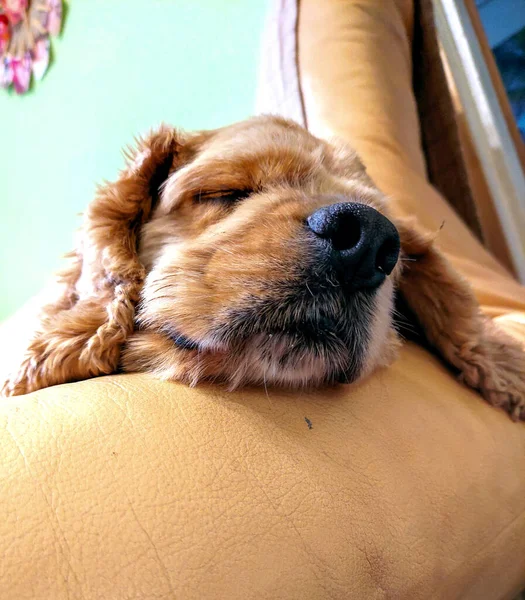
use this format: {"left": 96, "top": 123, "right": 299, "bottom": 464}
{"left": 305, "top": 281, "right": 315, "bottom": 300}
{"left": 326, "top": 274, "right": 340, "bottom": 288}
{"left": 263, "top": 369, "right": 273, "bottom": 406}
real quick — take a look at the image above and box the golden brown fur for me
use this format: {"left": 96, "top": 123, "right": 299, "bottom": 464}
{"left": 2, "top": 117, "right": 524, "bottom": 419}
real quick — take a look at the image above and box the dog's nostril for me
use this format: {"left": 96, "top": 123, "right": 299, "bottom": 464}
{"left": 307, "top": 204, "right": 362, "bottom": 251}
{"left": 375, "top": 238, "right": 399, "bottom": 276}
{"left": 330, "top": 214, "right": 361, "bottom": 252}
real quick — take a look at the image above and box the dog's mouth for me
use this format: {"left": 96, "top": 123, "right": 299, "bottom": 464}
{"left": 166, "top": 283, "right": 378, "bottom": 387}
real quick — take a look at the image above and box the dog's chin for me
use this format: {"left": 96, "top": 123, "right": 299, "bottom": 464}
{"left": 164, "top": 300, "right": 382, "bottom": 389}
{"left": 204, "top": 284, "right": 391, "bottom": 389}
{"left": 217, "top": 330, "right": 363, "bottom": 390}
{"left": 159, "top": 330, "right": 363, "bottom": 390}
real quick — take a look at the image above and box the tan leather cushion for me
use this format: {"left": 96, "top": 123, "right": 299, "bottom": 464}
{"left": 1, "top": 1, "right": 525, "bottom": 598}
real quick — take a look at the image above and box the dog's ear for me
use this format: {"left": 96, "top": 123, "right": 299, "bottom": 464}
{"left": 395, "top": 217, "right": 525, "bottom": 420}
{"left": 2, "top": 126, "right": 193, "bottom": 396}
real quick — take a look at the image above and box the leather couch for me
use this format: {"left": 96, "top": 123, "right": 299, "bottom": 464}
{"left": 1, "top": 1, "right": 524, "bottom": 598}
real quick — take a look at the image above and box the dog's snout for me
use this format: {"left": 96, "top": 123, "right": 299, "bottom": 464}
{"left": 307, "top": 202, "right": 400, "bottom": 290}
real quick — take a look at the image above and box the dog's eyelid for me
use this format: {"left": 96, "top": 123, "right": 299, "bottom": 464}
{"left": 194, "top": 189, "right": 253, "bottom": 203}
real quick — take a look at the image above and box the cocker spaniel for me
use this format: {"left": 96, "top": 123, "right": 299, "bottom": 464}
{"left": 3, "top": 116, "right": 525, "bottom": 419}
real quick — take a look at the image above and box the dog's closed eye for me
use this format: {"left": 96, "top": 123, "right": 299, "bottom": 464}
{"left": 195, "top": 189, "right": 253, "bottom": 204}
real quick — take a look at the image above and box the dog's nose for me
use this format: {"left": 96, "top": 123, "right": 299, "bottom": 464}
{"left": 307, "top": 202, "right": 400, "bottom": 290}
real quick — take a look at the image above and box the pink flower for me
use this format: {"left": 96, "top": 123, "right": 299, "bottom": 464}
{"left": 0, "top": 0, "right": 62, "bottom": 93}
{"left": 2, "top": 0, "right": 28, "bottom": 26}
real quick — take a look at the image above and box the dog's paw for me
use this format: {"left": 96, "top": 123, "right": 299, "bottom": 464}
{"left": 459, "top": 364, "right": 525, "bottom": 421}
{"left": 456, "top": 320, "right": 525, "bottom": 421}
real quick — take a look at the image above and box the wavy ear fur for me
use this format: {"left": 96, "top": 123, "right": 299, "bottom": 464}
{"left": 2, "top": 126, "right": 187, "bottom": 396}
{"left": 396, "top": 218, "right": 525, "bottom": 420}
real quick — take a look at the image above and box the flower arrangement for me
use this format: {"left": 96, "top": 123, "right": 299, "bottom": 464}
{"left": 0, "top": 0, "right": 62, "bottom": 94}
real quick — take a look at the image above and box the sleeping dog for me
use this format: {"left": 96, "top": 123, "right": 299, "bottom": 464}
{"left": 3, "top": 116, "right": 524, "bottom": 419}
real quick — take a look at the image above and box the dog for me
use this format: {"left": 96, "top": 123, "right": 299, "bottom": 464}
{"left": 2, "top": 116, "right": 525, "bottom": 419}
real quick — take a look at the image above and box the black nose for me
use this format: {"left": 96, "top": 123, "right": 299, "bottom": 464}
{"left": 307, "top": 202, "right": 400, "bottom": 290}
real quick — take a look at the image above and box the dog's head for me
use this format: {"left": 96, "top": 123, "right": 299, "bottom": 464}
{"left": 5, "top": 116, "right": 525, "bottom": 419}
{"left": 128, "top": 117, "right": 401, "bottom": 388}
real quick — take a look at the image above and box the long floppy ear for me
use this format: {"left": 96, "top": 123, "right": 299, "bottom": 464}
{"left": 396, "top": 218, "right": 525, "bottom": 421}
{"left": 2, "top": 126, "right": 188, "bottom": 396}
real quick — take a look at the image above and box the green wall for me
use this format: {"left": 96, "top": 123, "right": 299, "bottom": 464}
{"left": 0, "top": 0, "right": 267, "bottom": 319}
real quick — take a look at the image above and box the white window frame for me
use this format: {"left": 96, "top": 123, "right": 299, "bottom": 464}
{"left": 434, "top": 0, "right": 525, "bottom": 282}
